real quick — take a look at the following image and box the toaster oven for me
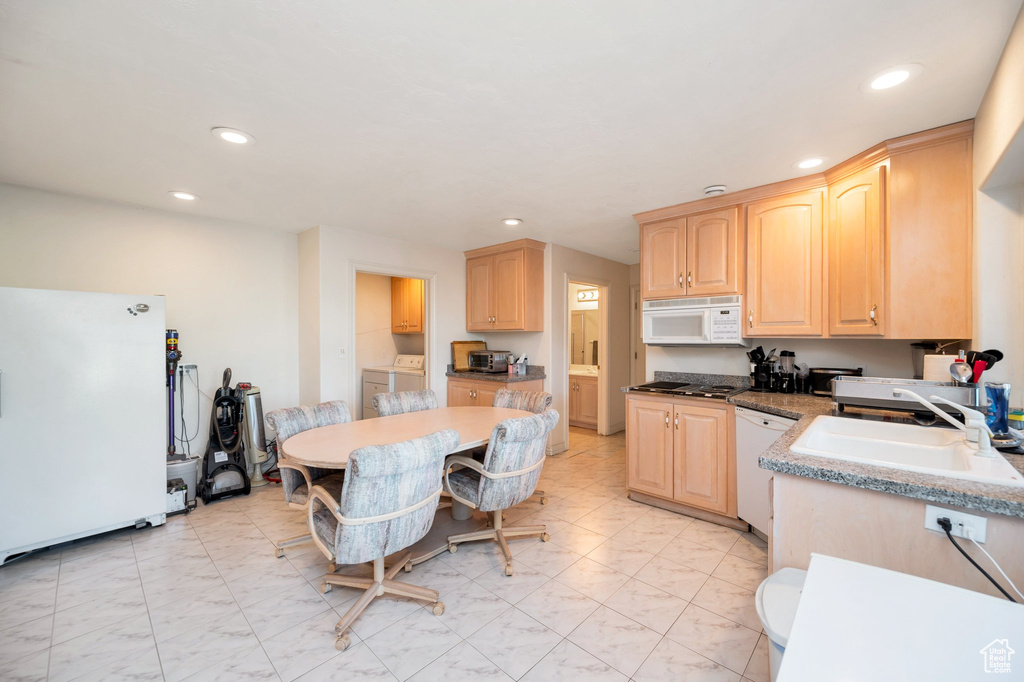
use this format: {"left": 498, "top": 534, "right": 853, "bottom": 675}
{"left": 467, "top": 350, "right": 514, "bottom": 373}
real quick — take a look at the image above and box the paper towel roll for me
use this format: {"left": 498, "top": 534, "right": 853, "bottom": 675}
{"left": 923, "top": 355, "right": 954, "bottom": 382}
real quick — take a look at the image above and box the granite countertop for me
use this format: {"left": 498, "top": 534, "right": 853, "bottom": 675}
{"left": 730, "top": 391, "right": 1024, "bottom": 519}
{"left": 445, "top": 364, "right": 546, "bottom": 383}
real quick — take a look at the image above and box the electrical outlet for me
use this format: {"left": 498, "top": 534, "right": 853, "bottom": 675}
{"left": 339, "top": 348, "right": 346, "bottom": 358}
{"left": 924, "top": 504, "right": 987, "bottom": 543}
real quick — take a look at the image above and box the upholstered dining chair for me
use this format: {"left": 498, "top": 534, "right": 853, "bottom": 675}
{"left": 443, "top": 409, "right": 559, "bottom": 576}
{"left": 491, "top": 389, "right": 553, "bottom": 505}
{"left": 372, "top": 389, "right": 439, "bottom": 417}
{"left": 310, "top": 429, "right": 459, "bottom": 651}
{"left": 264, "top": 400, "right": 351, "bottom": 559}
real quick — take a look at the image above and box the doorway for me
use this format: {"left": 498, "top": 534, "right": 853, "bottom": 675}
{"left": 354, "top": 272, "right": 427, "bottom": 420}
{"left": 567, "top": 281, "right": 601, "bottom": 438}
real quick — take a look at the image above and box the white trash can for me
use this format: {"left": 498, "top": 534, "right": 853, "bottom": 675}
{"left": 755, "top": 567, "right": 807, "bottom": 681}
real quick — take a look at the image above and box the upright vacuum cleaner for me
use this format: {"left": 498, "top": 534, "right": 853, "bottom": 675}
{"left": 166, "top": 330, "right": 184, "bottom": 461}
{"left": 199, "top": 368, "right": 251, "bottom": 503}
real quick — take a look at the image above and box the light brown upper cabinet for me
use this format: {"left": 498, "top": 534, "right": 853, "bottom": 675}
{"left": 885, "top": 133, "right": 972, "bottom": 339}
{"left": 465, "top": 239, "right": 545, "bottom": 332}
{"left": 828, "top": 165, "right": 886, "bottom": 336}
{"left": 391, "top": 277, "right": 424, "bottom": 334}
{"left": 640, "top": 218, "right": 685, "bottom": 299}
{"left": 745, "top": 190, "right": 824, "bottom": 336}
{"left": 633, "top": 120, "right": 973, "bottom": 339}
{"left": 640, "top": 208, "right": 741, "bottom": 300}
{"left": 686, "top": 207, "right": 742, "bottom": 296}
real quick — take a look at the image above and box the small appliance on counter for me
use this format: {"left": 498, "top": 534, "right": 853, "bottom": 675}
{"left": 467, "top": 350, "right": 514, "bottom": 373}
{"left": 831, "top": 376, "right": 982, "bottom": 414}
{"left": 809, "top": 367, "right": 863, "bottom": 396}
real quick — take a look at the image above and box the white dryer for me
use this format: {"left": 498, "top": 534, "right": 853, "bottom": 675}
{"left": 362, "top": 354, "right": 426, "bottom": 419}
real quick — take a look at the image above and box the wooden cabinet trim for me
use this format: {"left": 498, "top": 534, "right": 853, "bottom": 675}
{"left": 464, "top": 238, "right": 546, "bottom": 259}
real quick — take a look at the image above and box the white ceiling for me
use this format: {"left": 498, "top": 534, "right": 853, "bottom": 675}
{"left": 0, "top": 1, "right": 1020, "bottom": 263}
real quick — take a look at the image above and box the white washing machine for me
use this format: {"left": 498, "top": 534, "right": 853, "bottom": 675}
{"left": 362, "top": 354, "right": 426, "bottom": 419}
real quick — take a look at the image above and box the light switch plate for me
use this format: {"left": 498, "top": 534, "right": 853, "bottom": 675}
{"left": 924, "top": 504, "right": 987, "bottom": 543}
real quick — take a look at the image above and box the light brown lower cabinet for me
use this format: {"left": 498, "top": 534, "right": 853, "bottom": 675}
{"left": 568, "top": 375, "right": 598, "bottom": 428}
{"left": 626, "top": 395, "right": 735, "bottom": 518}
{"left": 446, "top": 377, "right": 543, "bottom": 407}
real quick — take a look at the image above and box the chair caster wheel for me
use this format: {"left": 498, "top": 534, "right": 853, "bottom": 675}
{"left": 274, "top": 548, "right": 284, "bottom": 558}
{"left": 541, "top": 533, "right": 550, "bottom": 542}
{"left": 505, "top": 565, "right": 514, "bottom": 576}
{"left": 321, "top": 582, "right": 332, "bottom": 594}
{"left": 501, "top": 512, "right": 507, "bottom": 521}
{"left": 432, "top": 601, "right": 445, "bottom": 616}
{"left": 541, "top": 497, "right": 548, "bottom": 505}
{"left": 335, "top": 634, "right": 350, "bottom": 651}
{"left": 328, "top": 562, "right": 337, "bottom": 573}
{"left": 404, "top": 562, "right": 413, "bottom": 573}
{"left": 448, "top": 544, "right": 458, "bottom": 554}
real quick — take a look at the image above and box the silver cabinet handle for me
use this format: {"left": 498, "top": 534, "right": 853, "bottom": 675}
{"left": 870, "top": 304, "right": 878, "bottom": 326}
{"left": 665, "top": 413, "right": 669, "bottom": 427}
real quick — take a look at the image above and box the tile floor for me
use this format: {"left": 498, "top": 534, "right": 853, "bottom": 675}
{"left": 0, "top": 427, "right": 769, "bottom": 681}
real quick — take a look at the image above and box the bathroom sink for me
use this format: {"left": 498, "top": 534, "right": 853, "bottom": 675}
{"left": 790, "top": 416, "right": 1024, "bottom": 487}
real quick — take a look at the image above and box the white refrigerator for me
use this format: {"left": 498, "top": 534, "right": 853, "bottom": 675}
{"left": 0, "top": 287, "right": 167, "bottom": 563}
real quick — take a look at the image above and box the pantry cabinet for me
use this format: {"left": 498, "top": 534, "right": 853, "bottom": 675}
{"left": 391, "top": 277, "right": 424, "bottom": 334}
{"left": 639, "top": 208, "right": 741, "bottom": 300}
{"left": 626, "top": 395, "right": 735, "bottom": 518}
{"left": 568, "top": 374, "right": 598, "bottom": 428}
{"left": 447, "top": 377, "right": 543, "bottom": 407}
{"left": 828, "top": 165, "right": 885, "bottom": 336}
{"left": 464, "top": 239, "right": 545, "bottom": 332}
{"left": 745, "top": 189, "right": 825, "bottom": 337}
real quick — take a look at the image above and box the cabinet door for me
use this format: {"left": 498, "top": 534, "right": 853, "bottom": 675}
{"left": 626, "top": 398, "right": 673, "bottom": 498}
{"left": 447, "top": 381, "right": 475, "bottom": 407}
{"left": 567, "top": 380, "right": 579, "bottom": 421}
{"left": 686, "top": 207, "right": 741, "bottom": 296}
{"left": 492, "top": 249, "right": 525, "bottom": 330}
{"left": 466, "top": 256, "right": 494, "bottom": 331}
{"left": 640, "top": 219, "right": 686, "bottom": 299}
{"left": 672, "top": 404, "right": 729, "bottom": 514}
{"left": 577, "top": 377, "right": 599, "bottom": 426}
{"left": 405, "top": 277, "right": 424, "bottom": 333}
{"left": 475, "top": 385, "right": 499, "bottom": 407}
{"left": 829, "top": 166, "right": 885, "bottom": 336}
{"left": 391, "top": 278, "right": 407, "bottom": 333}
{"left": 746, "top": 190, "right": 824, "bottom": 336}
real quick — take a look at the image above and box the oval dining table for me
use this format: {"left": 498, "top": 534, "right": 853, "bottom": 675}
{"left": 280, "top": 405, "right": 533, "bottom": 564}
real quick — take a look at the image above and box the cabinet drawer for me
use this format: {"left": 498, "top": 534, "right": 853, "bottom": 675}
{"left": 363, "top": 381, "right": 390, "bottom": 408}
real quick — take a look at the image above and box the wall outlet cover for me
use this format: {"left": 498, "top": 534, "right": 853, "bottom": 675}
{"left": 924, "top": 504, "right": 987, "bottom": 543}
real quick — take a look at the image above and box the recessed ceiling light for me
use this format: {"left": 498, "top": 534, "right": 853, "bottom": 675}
{"left": 169, "top": 191, "right": 198, "bottom": 201}
{"left": 503, "top": 218, "right": 522, "bottom": 226}
{"left": 211, "top": 127, "right": 254, "bottom": 144}
{"left": 703, "top": 185, "right": 727, "bottom": 196}
{"left": 795, "top": 157, "right": 825, "bottom": 170}
{"left": 860, "top": 64, "right": 923, "bottom": 92}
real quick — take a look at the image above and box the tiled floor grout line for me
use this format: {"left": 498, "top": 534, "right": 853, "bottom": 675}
{"left": 129, "top": 529, "right": 169, "bottom": 682}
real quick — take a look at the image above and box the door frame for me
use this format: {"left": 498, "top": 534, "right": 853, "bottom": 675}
{"left": 348, "top": 261, "right": 436, "bottom": 414}
{"left": 629, "top": 285, "right": 646, "bottom": 385}
{"left": 565, "top": 274, "right": 610, "bottom": 435}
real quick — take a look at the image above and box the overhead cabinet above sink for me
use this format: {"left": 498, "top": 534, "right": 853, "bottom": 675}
{"left": 634, "top": 120, "right": 974, "bottom": 340}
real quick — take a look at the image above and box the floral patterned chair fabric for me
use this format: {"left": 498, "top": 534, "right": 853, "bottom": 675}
{"left": 491, "top": 389, "right": 553, "bottom": 414}
{"left": 307, "top": 428, "right": 459, "bottom": 649}
{"left": 265, "top": 400, "right": 351, "bottom": 507}
{"left": 372, "top": 390, "right": 439, "bottom": 417}
{"left": 442, "top": 409, "right": 559, "bottom": 576}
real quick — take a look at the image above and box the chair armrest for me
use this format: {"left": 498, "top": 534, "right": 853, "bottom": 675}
{"left": 278, "top": 458, "right": 314, "bottom": 506}
{"left": 442, "top": 456, "right": 482, "bottom": 509}
{"left": 307, "top": 485, "right": 343, "bottom": 560}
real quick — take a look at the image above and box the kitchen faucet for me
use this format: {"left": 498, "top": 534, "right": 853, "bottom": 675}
{"left": 891, "top": 388, "right": 994, "bottom": 456}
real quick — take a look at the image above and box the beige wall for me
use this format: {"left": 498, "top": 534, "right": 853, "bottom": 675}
{"left": 972, "top": 4, "right": 1024, "bottom": 404}
{"left": 297, "top": 226, "right": 321, "bottom": 405}
{"left": 311, "top": 224, "right": 476, "bottom": 411}
{"left": 0, "top": 183, "right": 300, "bottom": 445}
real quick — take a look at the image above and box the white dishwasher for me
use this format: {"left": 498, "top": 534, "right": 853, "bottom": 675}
{"left": 735, "top": 406, "right": 796, "bottom": 537}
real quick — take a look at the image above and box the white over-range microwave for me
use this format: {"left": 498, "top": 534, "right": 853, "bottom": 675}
{"left": 642, "top": 295, "right": 749, "bottom": 346}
